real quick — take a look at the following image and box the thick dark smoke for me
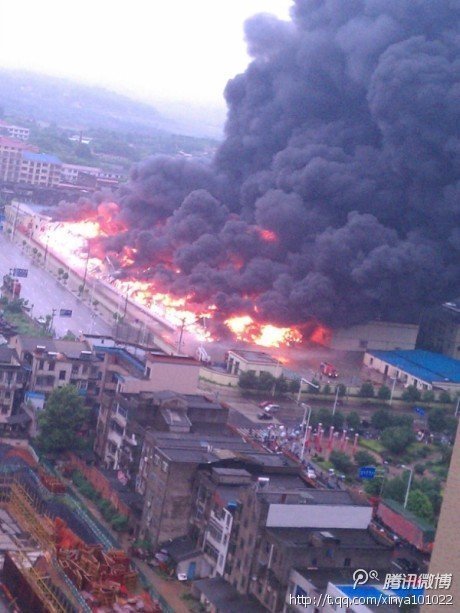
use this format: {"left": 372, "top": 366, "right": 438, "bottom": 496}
{"left": 56, "top": 0, "right": 460, "bottom": 330}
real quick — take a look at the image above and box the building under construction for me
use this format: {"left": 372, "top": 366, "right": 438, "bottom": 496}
{"left": 0, "top": 464, "right": 161, "bottom": 612}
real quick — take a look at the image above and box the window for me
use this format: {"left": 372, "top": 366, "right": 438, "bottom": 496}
{"left": 48, "top": 361, "right": 55, "bottom": 371}
{"left": 59, "top": 370, "right": 66, "bottom": 381}
{"left": 311, "top": 557, "right": 318, "bottom": 567}
{"left": 161, "top": 461, "right": 168, "bottom": 473}
{"left": 344, "top": 557, "right": 351, "bottom": 567}
{"left": 72, "top": 365, "right": 79, "bottom": 375}
{"left": 38, "top": 359, "right": 44, "bottom": 370}
{"left": 153, "top": 454, "right": 160, "bottom": 466}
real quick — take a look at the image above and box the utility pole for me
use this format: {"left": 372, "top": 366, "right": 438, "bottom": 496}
{"left": 177, "top": 317, "right": 186, "bottom": 354}
{"left": 300, "top": 404, "right": 312, "bottom": 463}
{"left": 389, "top": 376, "right": 398, "bottom": 406}
{"left": 332, "top": 385, "right": 340, "bottom": 415}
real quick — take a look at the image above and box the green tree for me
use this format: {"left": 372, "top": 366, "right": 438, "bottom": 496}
{"left": 322, "top": 383, "right": 331, "bottom": 395}
{"left": 274, "top": 375, "right": 289, "bottom": 395}
{"left": 337, "top": 383, "right": 347, "bottom": 397}
{"left": 438, "top": 390, "right": 452, "bottom": 404}
{"left": 381, "top": 426, "right": 415, "bottom": 454}
{"left": 402, "top": 385, "right": 421, "bottom": 402}
{"left": 422, "top": 390, "right": 435, "bottom": 403}
{"left": 355, "top": 450, "right": 376, "bottom": 467}
{"left": 382, "top": 476, "right": 407, "bottom": 504}
{"left": 332, "top": 411, "right": 344, "bottom": 430}
{"left": 329, "top": 450, "right": 354, "bottom": 474}
{"left": 407, "top": 490, "right": 434, "bottom": 522}
{"left": 427, "top": 408, "right": 446, "bottom": 433}
{"left": 317, "top": 408, "right": 333, "bottom": 429}
{"left": 288, "top": 379, "right": 300, "bottom": 393}
{"left": 238, "top": 371, "right": 258, "bottom": 389}
{"left": 258, "top": 371, "right": 276, "bottom": 392}
{"left": 359, "top": 382, "right": 375, "bottom": 398}
{"left": 377, "top": 385, "right": 391, "bottom": 400}
{"left": 346, "top": 411, "right": 361, "bottom": 430}
{"left": 444, "top": 416, "right": 458, "bottom": 437}
{"left": 371, "top": 409, "right": 391, "bottom": 431}
{"left": 37, "top": 385, "right": 88, "bottom": 453}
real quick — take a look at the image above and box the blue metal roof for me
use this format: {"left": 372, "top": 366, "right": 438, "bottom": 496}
{"left": 368, "top": 350, "right": 460, "bottom": 384}
{"left": 22, "top": 151, "right": 61, "bottom": 164}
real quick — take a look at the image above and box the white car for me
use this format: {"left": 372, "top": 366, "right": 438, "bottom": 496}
{"left": 263, "top": 404, "right": 280, "bottom": 413}
{"left": 307, "top": 469, "right": 316, "bottom": 479}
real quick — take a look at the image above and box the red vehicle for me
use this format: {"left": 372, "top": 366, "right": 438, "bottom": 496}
{"left": 320, "top": 361, "right": 338, "bottom": 378}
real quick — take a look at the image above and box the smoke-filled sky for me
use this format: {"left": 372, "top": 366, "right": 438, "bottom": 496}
{"left": 56, "top": 0, "right": 460, "bottom": 331}
{"left": 0, "top": 0, "right": 290, "bottom": 108}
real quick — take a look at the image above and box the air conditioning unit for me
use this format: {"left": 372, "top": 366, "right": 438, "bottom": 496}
{"left": 257, "top": 477, "right": 270, "bottom": 488}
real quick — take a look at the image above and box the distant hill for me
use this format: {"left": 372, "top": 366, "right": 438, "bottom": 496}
{"left": 0, "top": 69, "right": 224, "bottom": 139}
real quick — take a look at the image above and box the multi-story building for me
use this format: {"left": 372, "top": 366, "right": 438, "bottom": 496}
{"left": 96, "top": 388, "right": 228, "bottom": 474}
{"left": 19, "top": 152, "right": 62, "bottom": 187}
{"left": 60, "top": 163, "right": 101, "bottom": 187}
{"left": 227, "top": 480, "right": 393, "bottom": 612}
{"left": 0, "top": 120, "right": 30, "bottom": 141}
{"left": 191, "top": 467, "right": 252, "bottom": 578}
{"left": 0, "top": 346, "right": 25, "bottom": 427}
{"left": 9, "top": 336, "right": 101, "bottom": 401}
{"left": 138, "top": 434, "right": 290, "bottom": 549}
{"left": 417, "top": 299, "right": 460, "bottom": 360}
{"left": 0, "top": 137, "right": 38, "bottom": 183}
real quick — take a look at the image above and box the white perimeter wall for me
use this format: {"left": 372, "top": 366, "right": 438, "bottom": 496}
{"left": 266, "top": 504, "right": 372, "bottom": 529}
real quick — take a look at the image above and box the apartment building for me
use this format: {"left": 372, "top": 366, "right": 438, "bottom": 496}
{"left": 227, "top": 480, "right": 393, "bottom": 612}
{"left": 0, "top": 137, "right": 38, "bottom": 183}
{"left": 19, "top": 152, "right": 62, "bottom": 187}
{"left": 138, "top": 434, "right": 285, "bottom": 549}
{"left": 96, "top": 388, "right": 229, "bottom": 474}
{"left": 0, "top": 346, "right": 25, "bottom": 428}
{"left": 0, "top": 120, "right": 30, "bottom": 141}
{"left": 60, "top": 163, "right": 101, "bottom": 187}
{"left": 9, "top": 336, "right": 101, "bottom": 401}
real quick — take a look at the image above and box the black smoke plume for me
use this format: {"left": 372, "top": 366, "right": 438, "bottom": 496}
{"left": 55, "top": 0, "right": 460, "bottom": 330}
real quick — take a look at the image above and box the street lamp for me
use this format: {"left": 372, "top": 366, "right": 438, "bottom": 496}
{"left": 389, "top": 376, "right": 398, "bottom": 406}
{"left": 300, "top": 403, "right": 312, "bottom": 463}
{"left": 297, "top": 377, "right": 320, "bottom": 403}
{"left": 401, "top": 465, "right": 414, "bottom": 509}
{"left": 332, "top": 385, "right": 341, "bottom": 415}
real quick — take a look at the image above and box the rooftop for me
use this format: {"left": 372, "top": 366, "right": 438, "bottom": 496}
{"left": 0, "top": 346, "right": 19, "bottom": 365}
{"left": 22, "top": 151, "right": 61, "bottom": 165}
{"left": 228, "top": 348, "right": 278, "bottom": 365}
{"left": 367, "top": 349, "right": 460, "bottom": 384}
{"left": 13, "top": 336, "right": 94, "bottom": 360}
{"left": 380, "top": 499, "right": 435, "bottom": 536}
{"left": 258, "top": 485, "right": 367, "bottom": 506}
{"left": 194, "top": 577, "right": 266, "bottom": 613}
{"left": 267, "top": 527, "right": 391, "bottom": 550}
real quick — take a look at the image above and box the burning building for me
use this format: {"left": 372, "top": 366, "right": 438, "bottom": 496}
{"left": 44, "top": 1, "right": 459, "bottom": 347}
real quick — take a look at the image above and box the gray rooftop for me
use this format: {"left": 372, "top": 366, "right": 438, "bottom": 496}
{"left": 267, "top": 527, "right": 391, "bottom": 550}
{"left": 194, "top": 577, "right": 266, "bottom": 613}
{"left": 229, "top": 348, "right": 278, "bottom": 364}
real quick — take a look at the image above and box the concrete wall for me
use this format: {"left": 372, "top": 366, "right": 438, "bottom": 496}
{"left": 199, "top": 367, "right": 239, "bottom": 387}
{"left": 331, "top": 321, "right": 419, "bottom": 352}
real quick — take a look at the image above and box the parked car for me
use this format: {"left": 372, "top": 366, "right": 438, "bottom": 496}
{"left": 258, "top": 412, "right": 273, "bottom": 420}
{"left": 306, "top": 468, "right": 316, "bottom": 479}
{"left": 259, "top": 400, "right": 272, "bottom": 408}
{"left": 263, "top": 404, "right": 280, "bottom": 413}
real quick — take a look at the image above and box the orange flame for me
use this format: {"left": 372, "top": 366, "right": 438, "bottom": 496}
{"left": 38, "top": 218, "right": 302, "bottom": 348}
{"left": 225, "top": 315, "right": 302, "bottom": 348}
{"left": 258, "top": 228, "right": 278, "bottom": 242}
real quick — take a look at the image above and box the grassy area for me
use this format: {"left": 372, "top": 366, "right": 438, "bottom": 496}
{"left": 359, "top": 438, "right": 385, "bottom": 454}
{"left": 3, "top": 310, "right": 51, "bottom": 336}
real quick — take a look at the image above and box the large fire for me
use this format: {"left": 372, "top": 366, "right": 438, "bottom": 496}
{"left": 38, "top": 210, "right": 303, "bottom": 348}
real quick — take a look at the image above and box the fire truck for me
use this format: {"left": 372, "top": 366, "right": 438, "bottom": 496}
{"left": 320, "top": 361, "right": 339, "bottom": 378}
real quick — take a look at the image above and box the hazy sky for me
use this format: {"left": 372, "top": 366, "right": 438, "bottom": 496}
{"left": 0, "top": 0, "right": 291, "bottom": 108}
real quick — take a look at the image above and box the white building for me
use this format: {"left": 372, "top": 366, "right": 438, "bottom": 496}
{"left": 60, "top": 163, "right": 101, "bottom": 185}
{"left": 19, "top": 152, "right": 62, "bottom": 187}
{"left": 226, "top": 348, "right": 282, "bottom": 377}
{"left": 363, "top": 349, "right": 460, "bottom": 393}
{"left": 0, "top": 120, "right": 29, "bottom": 141}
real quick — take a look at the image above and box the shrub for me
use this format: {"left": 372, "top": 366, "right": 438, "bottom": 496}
{"left": 354, "top": 450, "right": 376, "bottom": 467}
{"left": 402, "top": 386, "right": 421, "bottom": 402}
{"left": 438, "top": 390, "right": 451, "bottom": 404}
{"left": 111, "top": 514, "right": 129, "bottom": 532}
{"left": 414, "top": 463, "right": 425, "bottom": 475}
{"left": 359, "top": 382, "right": 375, "bottom": 398}
{"left": 422, "top": 390, "right": 435, "bottom": 403}
{"left": 381, "top": 426, "right": 415, "bottom": 454}
{"left": 329, "top": 450, "right": 354, "bottom": 474}
{"left": 377, "top": 385, "right": 391, "bottom": 400}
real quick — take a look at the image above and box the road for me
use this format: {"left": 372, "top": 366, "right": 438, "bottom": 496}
{"left": 0, "top": 233, "right": 112, "bottom": 338}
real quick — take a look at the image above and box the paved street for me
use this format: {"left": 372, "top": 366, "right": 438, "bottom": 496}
{"left": 0, "top": 233, "right": 112, "bottom": 338}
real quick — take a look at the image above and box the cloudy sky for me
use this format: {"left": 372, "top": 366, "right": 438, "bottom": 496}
{"left": 0, "top": 0, "right": 291, "bottom": 108}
